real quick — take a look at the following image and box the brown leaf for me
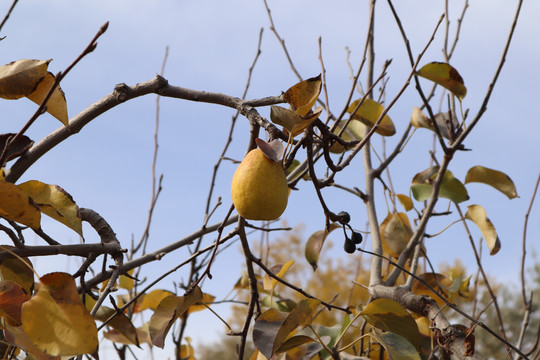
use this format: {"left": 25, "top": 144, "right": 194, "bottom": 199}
{"left": 0, "top": 134, "right": 34, "bottom": 162}
{"left": 149, "top": 286, "right": 203, "bottom": 348}
{"left": 0, "top": 59, "right": 50, "bottom": 99}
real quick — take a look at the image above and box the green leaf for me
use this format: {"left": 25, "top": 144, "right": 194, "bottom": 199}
{"left": 347, "top": 98, "right": 395, "bottom": 136}
{"left": 465, "top": 204, "right": 501, "bottom": 255}
{"left": 416, "top": 62, "right": 467, "bottom": 100}
{"left": 464, "top": 165, "right": 518, "bottom": 199}
{"left": 411, "top": 166, "right": 469, "bottom": 204}
{"left": 371, "top": 330, "right": 421, "bottom": 360}
{"left": 304, "top": 223, "right": 340, "bottom": 271}
{"left": 361, "top": 298, "right": 422, "bottom": 350}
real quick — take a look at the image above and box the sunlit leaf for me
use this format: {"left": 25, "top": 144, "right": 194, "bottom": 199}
{"left": 187, "top": 292, "right": 215, "bottom": 314}
{"left": 0, "top": 180, "right": 41, "bottom": 229}
{"left": 94, "top": 306, "right": 139, "bottom": 346}
{"left": 396, "top": 194, "right": 413, "bottom": 211}
{"left": 371, "top": 330, "right": 421, "bottom": 360}
{"left": 0, "top": 280, "right": 29, "bottom": 326}
{"left": 180, "top": 337, "right": 196, "bottom": 360}
{"left": 283, "top": 74, "right": 322, "bottom": 117}
{"left": 149, "top": 286, "right": 203, "bottom": 348}
{"left": 263, "top": 260, "right": 295, "bottom": 292}
{"left": 0, "top": 59, "right": 50, "bottom": 99}
{"left": 18, "top": 180, "right": 82, "bottom": 235}
{"left": 416, "top": 62, "right": 467, "bottom": 100}
{"left": 346, "top": 98, "right": 395, "bottom": 136}
{"left": 329, "top": 120, "right": 365, "bottom": 153}
{"left": 0, "top": 252, "right": 34, "bottom": 295}
{"left": 270, "top": 105, "right": 322, "bottom": 137}
{"left": 380, "top": 213, "right": 413, "bottom": 258}
{"left": 21, "top": 272, "right": 98, "bottom": 356}
{"left": 464, "top": 165, "right": 518, "bottom": 199}
{"left": 0, "top": 134, "right": 33, "bottom": 163}
{"left": 27, "top": 72, "right": 68, "bottom": 126}
{"left": 118, "top": 269, "right": 135, "bottom": 290}
{"left": 411, "top": 166, "right": 469, "bottom": 204}
{"left": 361, "top": 298, "right": 421, "bottom": 350}
{"left": 305, "top": 223, "right": 340, "bottom": 271}
{"left": 137, "top": 289, "right": 175, "bottom": 312}
{"left": 465, "top": 204, "right": 501, "bottom": 255}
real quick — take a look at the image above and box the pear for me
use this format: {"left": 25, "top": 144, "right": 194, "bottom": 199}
{"left": 231, "top": 148, "right": 288, "bottom": 220}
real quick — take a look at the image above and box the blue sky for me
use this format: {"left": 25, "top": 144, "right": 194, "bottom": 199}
{"left": 1, "top": 0, "right": 539, "bottom": 355}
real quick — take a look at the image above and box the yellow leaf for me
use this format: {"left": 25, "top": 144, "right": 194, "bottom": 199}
{"left": 396, "top": 194, "right": 413, "bottom": 212}
{"left": 17, "top": 180, "right": 82, "bottom": 236}
{"left": 21, "top": 272, "right": 98, "bottom": 356}
{"left": 347, "top": 98, "right": 395, "bottom": 136}
{"left": 0, "top": 180, "right": 41, "bottom": 229}
{"left": 0, "top": 59, "right": 50, "bottom": 99}
{"left": 270, "top": 106, "right": 322, "bottom": 137}
{"left": 137, "top": 289, "right": 175, "bottom": 312}
{"left": 464, "top": 165, "right": 518, "bottom": 199}
{"left": 465, "top": 204, "right": 501, "bottom": 255}
{"left": 118, "top": 269, "right": 135, "bottom": 290}
{"left": 180, "top": 337, "right": 196, "bottom": 360}
{"left": 263, "top": 260, "right": 294, "bottom": 292}
{"left": 283, "top": 74, "right": 322, "bottom": 117}
{"left": 27, "top": 72, "right": 68, "bottom": 126}
{"left": 416, "top": 62, "right": 467, "bottom": 100}
{"left": 380, "top": 213, "right": 413, "bottom": 258}
{"left": 187, "top": 292, "right": 215, "bottom": 314}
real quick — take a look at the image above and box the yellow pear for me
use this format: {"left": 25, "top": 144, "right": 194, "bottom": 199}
{"left": 231, "top": 148, "right": 288, "bottom": 220}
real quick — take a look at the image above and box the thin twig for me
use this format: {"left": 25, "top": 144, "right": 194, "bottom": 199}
{"left": 0, "top": 22, "right": 109, "bottom": 167}
{"left": 0, "top": 0, "right": 19, "bottom": 33}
